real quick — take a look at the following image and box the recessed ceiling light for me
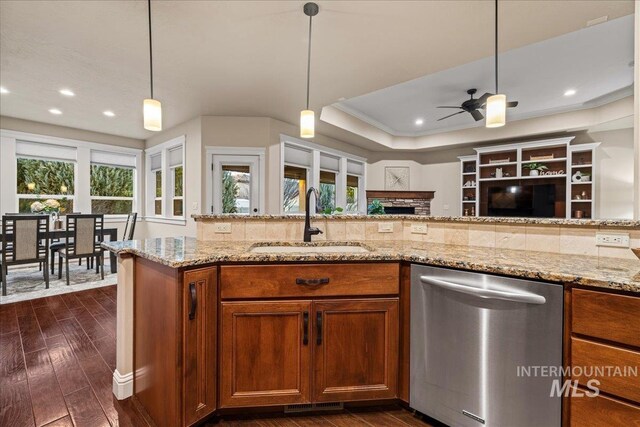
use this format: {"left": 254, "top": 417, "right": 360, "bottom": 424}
{"left": 59, "top": 89, "right": 75, "bottom": 97}
{"left": 103, "top": 110, "right": 115, "bottom": 117}
{"left": 564, "top": 89, "right": 576, "bottom": 97}
{"left": 415, "top": 118, "right": 424, "bottom": 126}
{"left": 49, "top": 108, "right": 62, "bottom": 115}
{"left": 0, "top": 86, "right": 8, "bottom": 94}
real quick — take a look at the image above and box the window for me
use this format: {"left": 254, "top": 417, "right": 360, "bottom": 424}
{"left": 89, "top": 150, "right": 136, "bottom": 215}
{"left": 146, "top": 136, "right": 185, "bottom": 221}
{"left": 16, "top": 157, "right": 75, "bottom": 213}
{"left": 283, "top": 165, "right": 307, "bottom": 213}
{"left": 221, "top": 165, "right": 250, "bottom": 213}
{"left": 281, "top": 137, "right": 366, "bottom": 214}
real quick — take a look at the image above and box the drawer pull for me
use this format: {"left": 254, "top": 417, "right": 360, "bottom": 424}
{"left": 316, "top": 311, "right": 323, "bottom": 345}
{"left": 188, "top": 282, "right": 197, "bottom": 320}
{"left": 296, "top": 277, "right": 329, "bottom": 286}
{"left": 303, "top": 311, "right": 309, "bottom": 345}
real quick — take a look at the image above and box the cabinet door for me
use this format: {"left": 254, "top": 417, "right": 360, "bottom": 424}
{"left": 313, "top": 298, "right": 399, "bottom": 402}
{"left": 183, "top": 267, "right": 217, "bottom": 426}
{"left": 220, "top": 301, "right": 312, "bottom": 408}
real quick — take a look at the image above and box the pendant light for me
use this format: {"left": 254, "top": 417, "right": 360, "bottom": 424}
{"left": 300, "top": 2, "right": 319, "bottom": 139}
{"left": 143, "top": 0, "right": 162, "bottom": 131}
{"left": 486, "top": 0, "right": 506, "bottom": 128}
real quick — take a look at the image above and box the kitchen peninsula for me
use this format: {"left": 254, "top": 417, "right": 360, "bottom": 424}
{"left": 103, "top": 215, "right": 640, "bottom": 427}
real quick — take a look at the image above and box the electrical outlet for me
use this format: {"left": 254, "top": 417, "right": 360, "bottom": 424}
{"left": 378, "top": 223, "right": 394, "bottom": 233}
{"left": 411, "top": 224, "right": 428, "bottom": 234}
{"left": 596, "top": 232, "right": 629, "bottom": 248}
{"left": 443, "top": 204, "right": 450, "bottom": 210}
{"left": 191, "top": 202, "right": 199, "bottom": 211}
{"left": 214, "top": 223, "right": 232, "bottom": 234}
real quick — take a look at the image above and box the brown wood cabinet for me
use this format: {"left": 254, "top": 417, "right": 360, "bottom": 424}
{"left": 312, "top": 299, "right": 399, "bottom": 402}
{"left": 134, "top": 260, "right": 217, "bottom": 427}
{"left": 219, "top": 262, "right": 401, "bottom": 409}
{"left": 567, "top": 286, "right": 640, "bottom": 427}
{"left": 219, "top": 301, "right": 312, "bottom": 408}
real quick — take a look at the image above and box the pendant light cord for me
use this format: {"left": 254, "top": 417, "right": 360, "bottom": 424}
{"left": 494, "top": 0, "right": 498, "bottom": 94}
{"left": 148, "top": 0, "right": 154, "bottom": 99}
{"left": 306, "top": 13, "right": 313, "bottom": 110}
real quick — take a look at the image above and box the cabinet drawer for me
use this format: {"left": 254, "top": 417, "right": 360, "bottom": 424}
{"left": 220, "top": 263, "right": 399, "bottom": 299}
{"left": 571, "top": 337, "right": 640, "bottom": 403}
{"left": 571, "top": 391, "right": 640, "bottom": 427}
{"left": 572, "top": 289, "right": 640, "bottom": 348}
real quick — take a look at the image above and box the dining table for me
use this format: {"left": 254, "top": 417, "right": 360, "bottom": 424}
{"left": 0, "top": 227, "right": 119, "bottom": 274}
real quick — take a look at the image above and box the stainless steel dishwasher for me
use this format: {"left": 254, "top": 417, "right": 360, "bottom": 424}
{"left": 410, "top": 265, "right": 563, "bottom": 427}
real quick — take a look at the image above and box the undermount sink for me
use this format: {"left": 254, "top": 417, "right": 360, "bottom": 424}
{"left": 249, "top": 242, "right": 372, "bottom": 254}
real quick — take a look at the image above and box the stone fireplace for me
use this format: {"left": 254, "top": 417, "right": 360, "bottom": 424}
{"left": 366, "top": 191, "right": 435, "bottom": 215}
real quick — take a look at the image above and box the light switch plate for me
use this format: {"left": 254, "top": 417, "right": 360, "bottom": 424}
{"left": 378, "top": 223, "right": 394, "bottom": 233}
{"left": 596, "top": 232, "right": 629, "bottom": 248}
{"left": 411, "top": 224, "right": 428, "bottom": 234}
{"left": 191, "top": 202, "right": 199, "bottom": 211}
{"left": 214, "top": 223, "right": 232, "bottom": 234}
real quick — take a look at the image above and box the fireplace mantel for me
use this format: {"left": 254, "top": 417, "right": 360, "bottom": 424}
{"left": 366, "top": 191, "right": 435, "bottom": 200}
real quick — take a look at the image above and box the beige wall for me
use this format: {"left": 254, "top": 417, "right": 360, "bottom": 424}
{"left": 0, "top": 116, "right": 144, "bottom": 149}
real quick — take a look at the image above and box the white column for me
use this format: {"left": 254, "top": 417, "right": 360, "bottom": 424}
{"left": 112, "top": 255, "right": 135, "bottom": 399}
{"left": 75, "top": 146, "right": 91, "bottom": 213}
{"left": 0, "top": 136, "right": 17, "bottom": 214}
{"left": 634, "top": 0, "right": 640, "bottom": 219}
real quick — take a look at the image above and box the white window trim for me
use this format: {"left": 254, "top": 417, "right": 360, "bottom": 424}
{"left": 0, "top": 129, "right": 142, "bottom": 218}
{"left": 279, "top": 134, "right": 367, "bottom": 214}
{"left": 145, "top": 135, "right": 186, "bottom": 224}
{"left": 205, "top": 146, "right": 266, "bottom": 215}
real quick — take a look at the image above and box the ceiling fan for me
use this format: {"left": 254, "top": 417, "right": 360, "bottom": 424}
{"left": 436, "top": 88, "right": 518, "bottom": 122}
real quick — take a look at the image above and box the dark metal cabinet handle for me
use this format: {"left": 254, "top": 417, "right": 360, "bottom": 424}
{"left": 188, "top": 282, "right": 197, "bottom": 320}
{"left": 303, "top": 311, "right": 309, "bottom": 345}
{"left": 316, "top": 311, "right": 323, "bottom": 345}
{"left": 296, "top": 277, "right": 330, "bottom": 286}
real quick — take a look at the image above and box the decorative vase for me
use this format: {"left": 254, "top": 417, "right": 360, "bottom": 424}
{"left": 529, "top": 169, "right": 539, "bottom": 176}
{"left": 572, "top": 171, "right": 583, "bottom": 182}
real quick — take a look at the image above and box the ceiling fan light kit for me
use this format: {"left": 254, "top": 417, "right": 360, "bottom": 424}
{"left": 143, "top": 0, "right": 162, "bottom": 132}
{"left": 300, "top": 2, "right": 319, "bottom": 139}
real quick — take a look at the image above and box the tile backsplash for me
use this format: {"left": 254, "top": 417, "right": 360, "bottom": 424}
{"left": 197, "top": 217, "right": 640, "bottom": 260}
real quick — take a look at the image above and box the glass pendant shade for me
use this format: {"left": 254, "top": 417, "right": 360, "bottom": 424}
{"left": 485, "top": 94, "right": 506, "bottom": 128}
{"left": 300, "top": 109, "right": 315, "bottom": 138}
{"left": 143, "top": 98, "right": 162, "bottom": 131}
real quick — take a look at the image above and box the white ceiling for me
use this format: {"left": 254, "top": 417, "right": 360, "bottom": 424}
{"left": 0, "top": 0, "right": 635, "bottom": 143}
{"left": 335, "top": 14, "right": 635, "bottom": 137}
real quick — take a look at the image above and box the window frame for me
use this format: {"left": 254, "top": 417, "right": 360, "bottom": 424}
{"left": 89, "top": 156, "right": 137, "bottom": 217}
{"left": 15, "top": 156, "right": 77, "bottom": 214}
{"left": 145, "top": 135, "right": 186, "bottom": 224}
{"left": 1, "top": 129, "right": 142, "bottom": 222}
{"left": 280, "top": 135, "right": 367, "bottom": 214}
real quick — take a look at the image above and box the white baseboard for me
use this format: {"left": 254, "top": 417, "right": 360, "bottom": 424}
{"left": 112, "top": 369, "right": 133, "bottom": 400}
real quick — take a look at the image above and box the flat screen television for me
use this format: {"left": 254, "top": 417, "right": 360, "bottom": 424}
{"left": 488, "top": 184, "right": 556, "bottom": 217}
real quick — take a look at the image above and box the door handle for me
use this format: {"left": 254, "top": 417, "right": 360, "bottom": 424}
{"left": 316, "top": 311, "right": 323, "bottom": 345}
{"left": 420, "top": 275, "right": 546, "bottom": 304}
{"left": 188, "top": 282, "right": 197, "bottom": 319}
{"left": 296, "top": 277, "right": 329, "bottom": 286}
{"left": 303, "top": 311, "right": 309, "bottom": 345}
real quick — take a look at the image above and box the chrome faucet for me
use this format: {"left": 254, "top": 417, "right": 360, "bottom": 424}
{"left": 303, "top": 187, "right": 323, "bottom": 242}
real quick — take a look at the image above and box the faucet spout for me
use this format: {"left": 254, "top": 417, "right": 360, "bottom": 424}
{"left": 304, "top": 187, "right": 323, "bottom": 242}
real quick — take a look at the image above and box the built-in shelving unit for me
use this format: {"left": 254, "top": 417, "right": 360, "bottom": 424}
{"left": 459, "top": 138, "right": 600, "bottom": 218}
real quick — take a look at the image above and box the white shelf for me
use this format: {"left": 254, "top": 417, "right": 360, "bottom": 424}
{"left": 462, "top": 200, "right": 476, "bottom": 203}
{"left": 521, "top": 158, "right": 567, "bottom": 164}
{"left": 571, "top": 164, "right": 592, "bottom": 168}
{"left": 462, "top": 186, "right": 477, "bottom": 189}
{"left": 478, "top": 177, "right": 519, "bottom": 182}
{"left": 571, "top": 181, "right": 592, "bottom": 185}
{"left": 571, "top": 199, "right": 592, "bottom": 202}
{"left": 479, "top": 161, "right": 517, "bottom": 168}
{"left": 519, "top": 174, "right": 566, "bottom": 180}
{"left": 462, "top": 172, "right": 476, "bottom": 175}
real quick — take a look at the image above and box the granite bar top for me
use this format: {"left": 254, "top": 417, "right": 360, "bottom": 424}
{"left": 103, "top": 238, "right": 640, "bottom": 294}
{"left": 191, "top": 214, "right": 640, "bottom": 228}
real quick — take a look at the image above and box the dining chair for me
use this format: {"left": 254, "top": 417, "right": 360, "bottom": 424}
{"left": 49, "top": 212, "right": 83, "bottom": 274}
{"left": 123, "top": 212, "right": 138, "bottom": 240}
{"left": 57, "top": 214, "right": 104, "bottom": 286}
{"left": 1, "top": 214, "right": 49, "bottom": 296}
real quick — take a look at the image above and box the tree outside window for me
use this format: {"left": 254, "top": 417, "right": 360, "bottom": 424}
{"left": 90, "top": 164, "right": 134, "bottom": 214}
{"left": 16, "top": 158, "right": 74, "bottom": 213}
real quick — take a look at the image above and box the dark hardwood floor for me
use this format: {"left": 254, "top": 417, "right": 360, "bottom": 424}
{"left": 0, "top": 286, "right": 431, "bottom": 427}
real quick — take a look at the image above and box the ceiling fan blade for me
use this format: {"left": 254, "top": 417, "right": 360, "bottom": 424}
{"left": 436, "top": 106, "right": 463, "bottom": 109}
{"left": 477, "top": 92, "right": 492, "bottom": 105}
{"left": 507, "top": 101, "right": 519, "bottom": 108}
{"left": 437, "top": 111, "right": 466, "bottom": 121}
{"left": 470, "top": 109, "right": 484, "bottom": 121}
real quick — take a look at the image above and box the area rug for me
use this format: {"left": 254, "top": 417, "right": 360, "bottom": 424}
{"left": 0, "top": 259, "right": 117, "bottom": 304}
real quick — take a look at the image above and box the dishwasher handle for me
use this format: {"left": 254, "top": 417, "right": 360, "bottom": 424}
{"left": 420, "top": 275, "right": 546, "bottom": 304}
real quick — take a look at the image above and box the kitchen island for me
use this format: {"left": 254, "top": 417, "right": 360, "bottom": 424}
{"left": 103, "top": 236, "right": 640, "bottom": 427}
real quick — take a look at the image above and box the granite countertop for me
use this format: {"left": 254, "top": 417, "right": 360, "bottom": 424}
{"left": 191, "top": 214, "right": 640, "bottom": 228}
{"left": 103, "top": 238, "right": 640, "bottom": 294}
